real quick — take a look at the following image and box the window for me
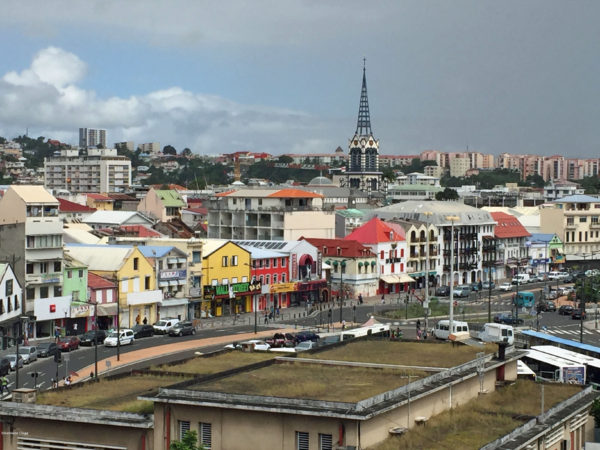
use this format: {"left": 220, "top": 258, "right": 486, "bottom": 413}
{"left": 380, "top": 250, "right": 384, "bottom": 259}
{"left": 319, "top": 433, "right": 333, "bottom": 450}
{"left": 580, "top": 217, "right": 587, "bottom": 223}
{"left": 259, "top": 275, "right": 264, "bottom": 284}
{"left": 281, "top": 273, "right": 286, "bottom": 283}
{"left": 178, "top": 420, "right": 191, "bottom": 439}
{"left": 265, "top": 258, "right": 270, "bottom": 268}
{"left": 199, "top": 422, "right": 212, "bottom": 449}
{"left": 54, "top": 286, "right": 62, "bottom": 297}
{"left": 266, "top": 275, "right": 270, "bottom": 285}
{"left": 40, "top": 286, "right": 49, "bottom": 299}
{"left": 232, "top": 277, "right": 238, "bottom": 284}
{"left": 296, "top": 431, "right": 309, "bottom": 450}
{"left": 26, "top": 236, "right": 35, "bottom": 248}
{"left": 133, "top": 257, "right": 139, "bottom": 270}
{"left": 222, "top": 256, "right": 228, "bottom": 267}
{"left": 192, "top": 251, "right": 201, "bottom": 263}
{"left": 40, "top": 262, "right": 48, "bottom": 274}
{"left": 231, "top": 255, "right": 238, "bottom": 266}
{"left": 145, "top": 276, "right": 151, "bottom": 290}
{"left": 54, "top": 261, "right": 61, "bottom": 273}
{"left": 282, "top": 258, "right": 286, "bottom": 267}
{"left": 72, "top": 290, "right": 79, "bottom": 301}
{"left": 222, "top": 278, "right": 229, "bottom": 285}
{"left": 5, "top": 279, "right": 13, "bottom": 296}
{"left": 273, "top": 274, "right": 278, "bottom": 284}
{"left": 26, "top": 287, "right": 35, "bottom": 300}
{"left": 211, "top": 279, "right": 218, "bottom": 286}
{"left": 273, "top": 258, "right": 278, "bottom": 268}
{"left": 68, "top": 271, "right": 73, "bottom": 279}
{"left": 26, "top": 263, "right": 34, "bottom": 274}
{"left": 78, "top": 269, "right": 83, "bottom": 278}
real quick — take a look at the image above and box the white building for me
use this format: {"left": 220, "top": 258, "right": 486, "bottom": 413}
{"left": 79, "top": 128, "right": 106, "bottom": 148}
{"left": 0, "top": 263, "right": 24, "bottom": 346}
{"left": 543, "top": 181, "right": 584, "bottom": 202}
{"left": 44, "top": 148, "right": 132, "bottom": 193}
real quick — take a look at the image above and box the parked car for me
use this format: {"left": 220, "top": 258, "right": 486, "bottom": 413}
{"left": 435, "top": 286, "right": 450, "bottom": 297}
{"left": 546, "top": 290, "right": 558, "bottom": 300}
{"left": 571, "top": 270, "right": 586, "bottom": 280}
{"left": 266, "top": 332, "right": 296, "bottom": 348}
{"left": 104, "top": 329, "right": 135, "bottom": 347}
{"left": 5, "top": 354, "right": 23, "bottom": 371}
{"left": 453, "top": 285, "right": 471, "bottom": 298}
{"left": 294, "top": 331, "right": 320, "bottom": 343}
{"left": 558, "top": 305, "right": 574, "bottom": 316}
{"left": 153, "top": 318, "right": 180, "bottom": 335}
{"left": 482, "top": 281, "right": 496, "bottom": 290}
{"left": 499, "top": 282, "right": 513, "bottom": 292}
{"left": 470, "top": 283, "right": 482, "bottom": 292}
{"left": 37, "top": 342, "right": 58, "bottom": 358}
{"left": 531, "top": 274, "right": 546, "bottom": 282}
{"left": 225, "top": 339, "right": 271, "bottom": 352}
{"left": 295, "top": 341, "right": 317, "bottom": 352}
{"left": 18, "top": 346, "right": 38, "bottom": 364}
{"left": 572, "top": 308, "right": 587, "bottom": 320}
{"left": 79, "top": 330, "right": 107, "bottom": 346}
{"left": 57, "top": 336, "right": 80, "bottom": 352}
{"left": 168, "top": 321, "right": 196, "bottom": 337}
{"left": 563, "top": 274, "right": 575, "bottom": 283}
{"left": 0, "top": 357, "right": 10, "bottom": 376}
{"left": 538, "top": 300, "right": 556, "bottom": 312}
{"left": 493, "top": 313, "right": 524, "bottom": 325}
{"left": 132, "top": 324, "right": 155, "bottom": 339}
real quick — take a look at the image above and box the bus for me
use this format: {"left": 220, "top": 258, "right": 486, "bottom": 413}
{"left": 514, "top": 291, "right": 535, "bottom": 308}
{"left": 522, "top": 349, "right": 586, "bottom": 384}
{"left": 531, "top": 345, "right": 600, "bottom": 384}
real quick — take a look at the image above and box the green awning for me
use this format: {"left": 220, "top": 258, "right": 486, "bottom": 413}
{"left": 371, "top": 261, "right": 376, "bottom": 266}
{"left": 358, "top": 262, "right": 364, "bottom": 267}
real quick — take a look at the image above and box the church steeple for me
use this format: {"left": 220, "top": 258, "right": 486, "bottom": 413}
{"left": 355, "top": 59, "right": 372, "bottom": 136}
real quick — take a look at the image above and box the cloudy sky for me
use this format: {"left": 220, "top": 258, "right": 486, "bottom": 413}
{"left": 0, "top": 1, "right": 599, "bottom": 157}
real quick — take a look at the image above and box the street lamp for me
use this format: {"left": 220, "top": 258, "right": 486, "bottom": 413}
{"left": 446, "top": 216, "right": 460, "bottom": 336}
{"left": 339, "top": 259, "right": 349, "bottom": 325}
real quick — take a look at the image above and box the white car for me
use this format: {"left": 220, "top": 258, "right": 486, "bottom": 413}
{"left": 225, "top": 339, "right": 271, "bottom": 352}
{"left": 499, "top": 282, "right": 513, "bottom": 292}
{"left": 153, "top": 318, "right": 180, "bottom": 335}
{"left": 104, "top": 329, "right": 135, "bottom": 347}
{"left": 295, "top": 341, "right": 317, "bottom": 352}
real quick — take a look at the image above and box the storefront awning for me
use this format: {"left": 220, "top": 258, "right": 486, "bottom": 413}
{"left": 159, "top": 281, "right": 169, "bottom": 287}
{"left": 380, "top": 274, "right": 416, "bottom": 284}
{"left": 97, "top": 303, "right": 118, "bottom": 316}
{"left": 161, "top": 298, "right": 189, "bottom": 307}
{"left": 398, "top": 273, "right": 417, "bottom": 283}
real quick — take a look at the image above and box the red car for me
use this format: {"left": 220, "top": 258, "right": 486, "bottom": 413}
{"left": 57, "top": 336, "right": 80, "bottom": 352}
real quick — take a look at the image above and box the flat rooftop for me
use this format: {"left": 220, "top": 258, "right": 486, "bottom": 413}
{"left": 151, "top": 351, "right": 274, "bottom": 375}
{"left": 373, "top": 380, "right": 583, "bottom": 450}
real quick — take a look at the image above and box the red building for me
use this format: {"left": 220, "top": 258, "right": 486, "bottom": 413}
{"left": 245, "top": 246, "right": 291, "bottom": 311}
{"left": 88, "top": 273, "right": 118, "bottom": 331}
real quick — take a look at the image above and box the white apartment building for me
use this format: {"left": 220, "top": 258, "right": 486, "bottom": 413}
{"left": 207, "top": 188, "right": 335, "bottom": 241}
{"left": 540, "top": 194, "right": 600, "bottom": 263}
{"left": 544, "top": 181, "right": 584, "bottom": 202}
{"left": 139, "top": 142, "right": 161, "bottom": 154}
{"left": 449, "top": 156, "right": 470, "bottom": 177}
{"left": 0, "top": 186, "right": 70, "bottom": 338}
{"left": 0, "top": 263, "right": 24, "bottom": 346}
{"left": 79, "top": 128, "right": 106, "bottom": 148}
{"left": 44, "top": 148, "right": 132, "bottom": 193}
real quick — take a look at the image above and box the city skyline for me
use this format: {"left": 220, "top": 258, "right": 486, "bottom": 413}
{"left": 0, "top": 1, "right": 599, "bottom": 157}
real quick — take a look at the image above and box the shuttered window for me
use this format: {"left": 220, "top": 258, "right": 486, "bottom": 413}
{"left": 200, "top": 422, "right": 212, "bottom": 449}
{"left": 296, "top": 431, "right": 309, "bottom": 450}
{"left": 319, "top": 433, "right": 333, "bottom": 450}
{"left": 178, "top": 420, "right": 190, "bottom": 439}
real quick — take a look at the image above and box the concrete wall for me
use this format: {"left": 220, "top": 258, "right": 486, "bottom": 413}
{"left": 283, "top": 211, "right": 335, "bottom": 240}
{"left": 0, "top": 417, "right": 152, "bottom": 450}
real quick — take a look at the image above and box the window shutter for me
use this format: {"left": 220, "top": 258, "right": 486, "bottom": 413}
{"left": 200, "top": 422, "right": 212, "bottom": 449}
{"left": 178, "top": 420, "right": 190, "bottom": 439}
{"left": 319, "top": 433, "right": 333, "bottom": 450}
{"left": 296, "top": 431, "right": 309, "bottom": 450}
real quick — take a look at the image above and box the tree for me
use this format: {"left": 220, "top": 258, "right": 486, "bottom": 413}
{"left": 519, "top": 174, "right": 545, "bottom": 188}
{"left": 170, "top": 430, "right": 204, "bottom": 450}
{"left": 435, "top": 187, "right": 459, "bottom": 201}
{"left": 382, "top": 166, "right": 396, "bottom": 182}
{"left": 163, "top": 145, "right": 177, "bottom": 155}
{"left": 182, "top": 148, "right": 193, "bottom": 157}
{"left": 277, "top": 155, "right": 293, "bottom": 164}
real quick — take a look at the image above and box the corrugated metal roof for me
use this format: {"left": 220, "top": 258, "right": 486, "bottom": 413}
{"left": 552, "top": 194, "right": 600, "bottom": 203}
{"left": 240, "top": 245, "right": 285, "bottom": 259}
{"left": 84, "top": 211, "right": 153, "bottom": 225}
{"left": 369, "top": 200, "right": 496, "bottom": 226}
{"left": 155, "top": 190, "right": 186, "bottom": 207}
{"left": 10, "top": 185, "right": 58, "bottom": 204}
{"left": 65, "top": 244, "right": 134, "bottom": 271}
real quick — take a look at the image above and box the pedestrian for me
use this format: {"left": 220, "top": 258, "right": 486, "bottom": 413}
{"left": 381, "top": 294, "right": 385, "bottom": 305}
{"left": 1, "top": 375, "right": 7, "bottom": 395}
{"left": 416, "top": 319, "right": 421, "bottom": 330}
{"left": 64, "top": 376, "right": 71, "bottom": 387}
{"left": 143, "top": 317, "right": 148, "bottom": 325}
{"left": 264, "top": 312, "right": 269, "bottom": 324}
{"left": 135, "top": 314, "right": 141, "bottom": 325}
{"left": 342, "top": 319, "right": 346, "bottom": 330}
{"left": 358, "top": 294, "right": 363, "bottom": 305}
{"left": 72, "top": 323, "right": 78, "bottom": 335}
{"left": 54, "top": 327, "right": 60, "bottom": 343}
{"left": 417, "top": 328, "right": 422, "bottom": 340}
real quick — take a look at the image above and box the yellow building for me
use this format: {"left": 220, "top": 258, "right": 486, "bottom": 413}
{"left": 201, "top": 241, "right": 255, "bottom": 316}
{"left": 64, "top": 244, "right": 162, "bottom": 327}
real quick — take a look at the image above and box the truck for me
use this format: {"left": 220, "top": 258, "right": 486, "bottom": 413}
{"left": 478, "top": 323, "right": 514, "bottom": 345}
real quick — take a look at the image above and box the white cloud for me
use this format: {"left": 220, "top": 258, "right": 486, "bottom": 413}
{"left": 0, "top": 47, "right": 337, "bottom": 154}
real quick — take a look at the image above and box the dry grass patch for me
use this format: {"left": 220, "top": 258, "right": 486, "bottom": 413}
{"left": 195, "top": 361, "right": 426, "bottom": 402}
{"left": 304, "top": 340, "right": 495, "bottom": 368}
{"left": 372, "top": 380, "right": 582, "bottom": 450}
{"left": 37, "top": 373, "right": 189, "bottom": 414}
{"left": 152, "top": 351, "right": 275, "bottom": 375}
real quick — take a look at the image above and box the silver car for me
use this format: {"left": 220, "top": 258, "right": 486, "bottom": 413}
{"left": 5, "top": 354, "right": 24, "bottom": 370}
{"left": 18, "top": 346, "right": 38, "bottom": 364}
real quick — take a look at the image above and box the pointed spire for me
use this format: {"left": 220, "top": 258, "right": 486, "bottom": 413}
{"left": 355, "top": 58, "right": 372, "bottom": 136}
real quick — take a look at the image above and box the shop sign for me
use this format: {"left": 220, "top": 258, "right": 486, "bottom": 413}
{"left": 317, "top": 252, "right": 322, "bottom": 277}
{"left": 292, "top": 254, "right": 298, "bottom": 279}
{"left": 189, "top": 287, "right": 201, "bottom": 297}
{"left": 159, "top": 269, "right": 187, "bottom": 280}
{"left": 270, "top": 282, "right": 298, "bottom": 294}
{"left": 71, "top": 304, "right": 94, "bottom": 318}
{"left": 203, "top": 281, "right": 262, "bottom": 299}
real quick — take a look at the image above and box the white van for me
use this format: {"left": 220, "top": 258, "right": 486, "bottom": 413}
{"left": 433, "top": 320, "right": 469, "bottom": 340}
{"left": 511, "top": 273, "right": 530, "bottom": 285}
{"left": 547, "top": 271, "right": 562, "bottom": 281}
{"left": 478, "top": 323, "right": 514, "bottom": 345}
{"left": 153, "top": 318, "right": 180, "bottom": 335}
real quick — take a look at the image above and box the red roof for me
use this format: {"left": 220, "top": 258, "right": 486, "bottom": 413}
{"left": 150, "top": 184, "right": 186, "bottom": 191}
{"left": 490, "top": 212, "right": 531, "bottom": 239}
{"left": 184, "top": 207, "right": 208, "bottom": 215}
{"left": 86, "top": 193, "right": 112, "bottom": 201}
{"left": 267, "top": 189, "right": 323, "bottom": 199}
{"left": 119, "top": 225, "right": 163, "bottom": 238}
{"left": 87, "top": 272, "right": 116, "bottom": 290}
{"left": 344, "top": 217, "right": 406, "bottom": 244}
{"left": 58, "top": 198, "right": 96, "bottom": 213}
{"left": 302, "top": 237, "right": 376, "bottom": 258}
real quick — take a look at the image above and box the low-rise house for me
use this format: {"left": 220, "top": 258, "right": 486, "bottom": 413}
{"left": 138, "top": 188, "right": 186, "bottom": 222}
{"left": 0, "top": 263, "right": 23, "bottom": 348}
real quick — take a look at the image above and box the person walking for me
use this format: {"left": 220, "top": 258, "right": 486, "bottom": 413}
{"left": 358, "top": 293, "right": 363, "bottom": 305}
{"left": 416, "top": 319, "right": 421, "bottom": 331}
{"left": 342, "top": 319, "right": 346, "bottom": 330}
{"left": 1, "top": 375, "right": 8, "bottom": 395}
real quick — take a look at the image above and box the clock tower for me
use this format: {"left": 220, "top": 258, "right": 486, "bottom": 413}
{"left": 342, "top": 61, "right": 385, "bottom": 196}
